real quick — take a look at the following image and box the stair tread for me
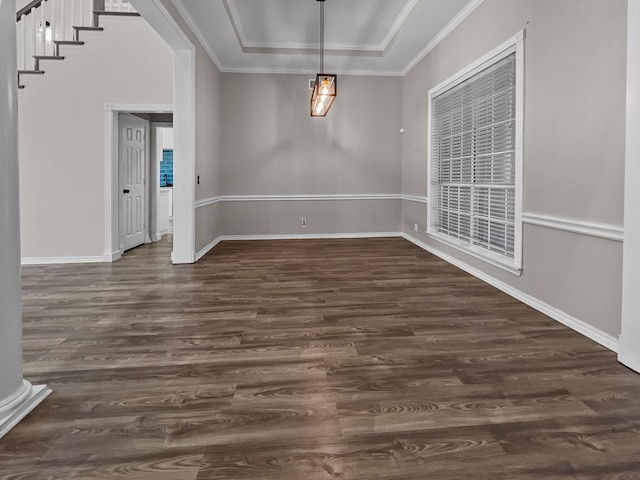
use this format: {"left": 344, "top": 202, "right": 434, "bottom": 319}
{"left": 33, "top": 55, "right": 65, "bottom": 60}
{"left": 18, "top": 70, "right": 45, "bottom": 74}
{"left": 73, "top": 26, "right": 104, "bottom": 31}
{"left": 53, "top": 40, "right": 85, "bottom": 45}
{"left": 94, "top": 10, "right": 140, "bottom": 16}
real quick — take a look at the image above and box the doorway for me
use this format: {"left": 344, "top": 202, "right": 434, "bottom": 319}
{"left": 103, "top": 103, "right": 173, "bottom": 262}
{"left": 153, "top": 124, "right": 174, "bottom": 242}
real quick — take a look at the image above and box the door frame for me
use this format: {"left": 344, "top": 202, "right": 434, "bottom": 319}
{"left": 104, "top": 103, "right": 172, "bottom": 262}
{"left": 619, "top": 0, "right": 640, "bottom": 373}
{"left": 151, "top": 122, "right": 174, "bottom": 242}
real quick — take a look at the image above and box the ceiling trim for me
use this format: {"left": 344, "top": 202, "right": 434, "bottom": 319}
{"left": 240, "top": 47, "right": 384, "bottom": 58}
{"left": 172, "top": 0, "right": 223, "bottom": 70}
{"left": 402, "top": 0, "right": 486, "bottom": 75}
{"left": 169, "top": 0, "right": 485, "bottom": 76}
{"left": 224, "top": 0, "right": 420, "bottom": 55}
{"left": 219, "top": 66, "right": 404, "bottom": 77}
{"left": 379, "top": 0, "right": 420, "bottom": 55}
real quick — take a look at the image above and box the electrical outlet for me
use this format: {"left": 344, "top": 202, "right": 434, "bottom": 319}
{"left": 414, "top": 223, "right": 418, "bottom": 232}
{"left": 302, "top": 218, "right": 307, "bottom": 228}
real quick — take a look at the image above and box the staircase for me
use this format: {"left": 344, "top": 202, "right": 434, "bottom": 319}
{"left": 16, "top": 0, "right": 139, "bottom": 89}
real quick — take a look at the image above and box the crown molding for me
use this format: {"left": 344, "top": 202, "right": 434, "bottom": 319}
{"left": 402, "top": 0, "right": 486, "bottom": 75}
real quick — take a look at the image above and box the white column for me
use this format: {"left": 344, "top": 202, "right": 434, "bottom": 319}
{"left": 619, "top": 1, "right": 640, "bottom": 373}
{"left": 127, "top": 0, "right": 196, "bottom": 264}
{"left": 0, "top": 0, "right": 51, "bottom": 439}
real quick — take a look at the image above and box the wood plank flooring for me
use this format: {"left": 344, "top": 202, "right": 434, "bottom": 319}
{"left": 2, "top": 236, "right": 640, "bottom": 479}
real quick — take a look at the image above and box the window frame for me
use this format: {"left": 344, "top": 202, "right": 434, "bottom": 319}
{"left": 427, "top": 31, "right": 524, "bottom": 275}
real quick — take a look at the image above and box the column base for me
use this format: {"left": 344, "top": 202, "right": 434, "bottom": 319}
{"left": 0, "top": 380, "right": 52, "bottom": 439}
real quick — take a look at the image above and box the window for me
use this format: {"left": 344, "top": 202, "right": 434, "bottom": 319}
{"left": 427, "top": 32, "right": 523, "bottom": 273}
{"left": 160, "top": 149, "right": 173, "bottom": 187}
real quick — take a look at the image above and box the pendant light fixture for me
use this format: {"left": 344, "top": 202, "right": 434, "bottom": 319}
{"left": 310, "top": 0, "right": 336, "bottom": 117}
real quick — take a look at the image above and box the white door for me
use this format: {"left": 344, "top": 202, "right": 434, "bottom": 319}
{"left": 119, "top": 114, "right": 146, "bottom": 252}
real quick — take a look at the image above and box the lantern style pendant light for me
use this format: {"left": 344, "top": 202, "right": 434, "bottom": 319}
{"left": 310, "top": 0, "right": 336, "bottom": 117}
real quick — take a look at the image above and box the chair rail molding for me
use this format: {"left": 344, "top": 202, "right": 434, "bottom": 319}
{"left": 195, "top": 194, "right": 420, "bottom": 209}
{"left": 522, "top": 213, "right": 624, "bottom": 242}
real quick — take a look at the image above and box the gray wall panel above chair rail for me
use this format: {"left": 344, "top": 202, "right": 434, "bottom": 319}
{"left": 220, "top": 73, "right": 403, "bottom": 197}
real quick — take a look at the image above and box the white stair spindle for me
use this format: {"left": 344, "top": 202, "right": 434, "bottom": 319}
{"left": 59, "top": 0, "right": 66, "bottom": 43}
{"left": 41, "top": 0, "right": 48, "bottom": 56}
{"left": 44, "top": 0, "right": 52, "bottom": 56}
{"left": 76, "top": 0, "right": 86, "bottom": 28}
{"left": 50, "top": 0, "right": 57, "bottom": 55}
{"left": 16, "top": 17, "right": 23, "bottom": 71}
{"left": 79, "top": 0, "right": 85, "bottom": 27}
{"left": 85, "top": 0, "right": 92, "bottom": 27}
{"left": 25, "top": 10, "right": 34, "bottom": 70}
{"left": 47, "top": 0, "right": 55, "bottom": 56}
{"left": 72, "top": 0, "right": 79, "bottom": 29}
{"left": 37, "top": 5, "right": 44, "bottom": 59}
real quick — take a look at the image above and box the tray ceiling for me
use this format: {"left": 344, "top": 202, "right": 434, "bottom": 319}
{"left": 172, "top": 0, "right": 481, "bottom": 75}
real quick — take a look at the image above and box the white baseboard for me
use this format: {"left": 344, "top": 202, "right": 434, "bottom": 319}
{"left": 219, "top": 232, "right": 402, "bottom": 242}
{"left": 22, "top": 256, "right": 105, "bottom": 265}
{"left": 0, "top": 380, "right": 52, "bottom": 439}
{"left": 401, "top": 232, "right": 619, "bottom": 352}
{"left": 195, "top": 236, "right": 223, "bottom": 261}
{"left": 104, "top": 250, "right": 122, "bottom": 262}
{"left": 195, "top": 232, "right": 402, "bottom": 261}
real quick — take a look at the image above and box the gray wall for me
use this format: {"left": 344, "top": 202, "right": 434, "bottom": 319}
{"left": 402, "top": 0, "right": 627, "bottom": 338}
{"left": 18, "top": 16, "right": 173, "bottom": 259}
{"left": 220, "top": 199, "right": 401, "bottom": 237}
{"left": 218, "top": 73, "right": 403, "bottom": 235}
{"left": 194, "top": 42, "right": 223, "bottom": 253}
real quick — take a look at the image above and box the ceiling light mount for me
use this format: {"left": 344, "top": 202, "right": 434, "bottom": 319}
{"left": 310, "top": 0, "right": 336, "bottom": 117}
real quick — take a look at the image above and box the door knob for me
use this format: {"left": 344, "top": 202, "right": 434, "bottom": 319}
{"left": 123, "top": 189, "right": 130, "bottom": 194}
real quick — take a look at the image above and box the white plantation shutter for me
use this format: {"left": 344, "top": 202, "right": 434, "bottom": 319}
{"left": 428, "top": 35, "right": 522, "bottom": 272}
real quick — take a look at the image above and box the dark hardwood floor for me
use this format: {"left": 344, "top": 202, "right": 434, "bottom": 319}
{"left": 2, "top": 236, "right": 640, "bottom": 479}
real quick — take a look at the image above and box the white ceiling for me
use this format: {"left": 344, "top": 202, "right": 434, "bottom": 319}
{"left": 172, "top": 0, "right": 482, "bottom": 76}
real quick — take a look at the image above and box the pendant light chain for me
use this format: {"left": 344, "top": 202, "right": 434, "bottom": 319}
{"left": 320, "top": 0, "right": 324, "bottom": 74}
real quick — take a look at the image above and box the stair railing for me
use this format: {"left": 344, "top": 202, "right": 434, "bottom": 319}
{"left": 103, "top": 0, "right": 136, "bottom": 13}
{"left": 16, "top": 0, "right": 136, "bottom": 72}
